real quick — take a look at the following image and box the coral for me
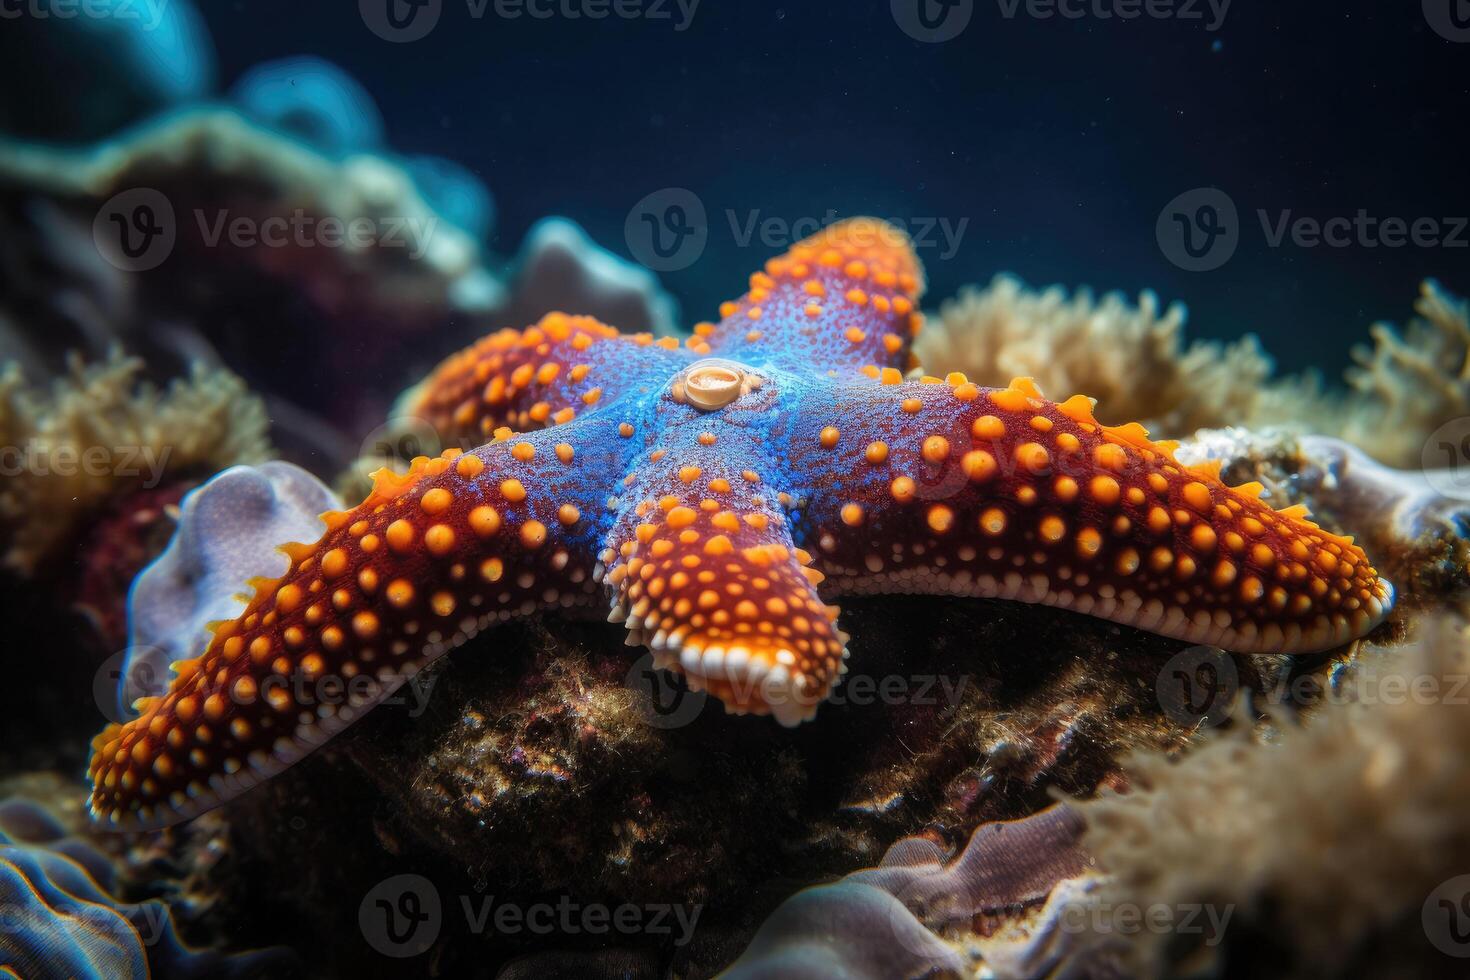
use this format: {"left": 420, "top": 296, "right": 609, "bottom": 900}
{"left": 1074, "top": 623, "right": 1470, "bottom": 977}
{"left": 0, "top": 786, "right": 288, "bottom": 979}
{"left": 719, "top": 806, "right": 1093, "bottom": 979}
{"left": 0, "top": 108, "right": 502, "bottom": 322}
{"left": 920, "top": 276, "right": 1470, "bottom": 473}
{"left": 497, "top": 217, "right": 679, "bottom": 336}
{"left": 0, "top": 0, "right": 214, "bottom": 143}
{"left": 403, "top": 155, "right": 496, "bottom": 242}
{"left": 845, "top": 803, "right": 1091, "bottom": 918}
{"left": 1341, "top": 280, "right": 1470, "bottom": 467}
{"left": 1176, "top": 429, "right": 1470, "bottom": 600}
{"left": 0, "top": 349, "right": 270, "bottom": 575}
{"left": 228, "top": 58, "right": 494, "bottom": 241}
{"left": 228, "top": 57, "right": 386, "bottom": 158}
{"left": 0, "top": 109, "right": 664, "bottom": 457}
{"left": 720, "top": 882, "right": 967, "bottom": 979}
{"left": 88, "top": 219, "right": 1394, "bottom": 829}
{"left": 916, "top": 274, "right": 1324, "bottom": 437}
{"left": 122, "top": 462, "right": 343, "bottom": 719}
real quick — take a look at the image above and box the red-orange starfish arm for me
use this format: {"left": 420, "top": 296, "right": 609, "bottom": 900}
{"left": 404, "top": 312, "right": 690, "bottom": 446}
{"left": 783, "top": 376, "right": 1394, "bottom": 654}
{"left": 702, "top": 218, "right": 926, "bottom": 375}
{"left": 89, "top": 420, "right": 628, "bottom": 828}
{"left": 602, "top": 427, "right": 847, "bottom": 725}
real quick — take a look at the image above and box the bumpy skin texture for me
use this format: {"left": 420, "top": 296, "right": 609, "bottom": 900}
{"left": 89, "top": 219, "right": 1394, "bottom": 828}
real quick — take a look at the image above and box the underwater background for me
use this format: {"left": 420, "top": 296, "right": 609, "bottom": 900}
{"left": 2, "top": 1, "right": 1470, "bottom": 978}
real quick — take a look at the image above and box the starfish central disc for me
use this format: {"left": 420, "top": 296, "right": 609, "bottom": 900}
{"left": 676, "top": 358, "right": 751, "bottom": 411}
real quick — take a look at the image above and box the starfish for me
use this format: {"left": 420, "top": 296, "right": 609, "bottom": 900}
{"left": 89, "top": 218, "right": 1394, "bottom": 828}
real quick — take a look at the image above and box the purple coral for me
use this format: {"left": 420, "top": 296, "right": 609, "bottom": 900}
{"left": 720, "top": 805, "right": 1093, "bottom": 978}
{"left": 119, "top": 462, "right": 340, "bottom": 718}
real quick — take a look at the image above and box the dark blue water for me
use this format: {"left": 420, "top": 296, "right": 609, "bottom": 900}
{"left": 17, "top": 1, "right": 1470, "bottom": 376}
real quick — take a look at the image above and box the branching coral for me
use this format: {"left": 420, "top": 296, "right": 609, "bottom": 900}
{"left": 1342, "top": 280, "right": 1470, "bottom": 467}
{"left": 919, "top": 275, "right": 1470, "bottom": 471}
{"left": 0, "top": 350, "right": 270, "bottom": 574}
{"left": 916, "top": 274, "right": 1324, "bottom": 436}
{"left": 1074, "top": 624, "right": 1470, "bottom": 977}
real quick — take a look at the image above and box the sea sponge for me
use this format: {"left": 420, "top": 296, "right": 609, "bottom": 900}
{"left": 0, "top": 350, "right": 270, "bottom": 575}
{"left": 1074, "top": 623, "right": 1470, "bottom": 977}
{"left": 915, "top": 274, "right": 1324, "bottom": 437}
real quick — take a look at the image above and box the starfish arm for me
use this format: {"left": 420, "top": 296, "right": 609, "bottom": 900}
{"left": 402, "top": 312, "right": 690, "bottom": 448}
{"left": 782, "top": 375, "right": 1395, "bottom": 655}
{"left": 89, "top": 419, "right": 628, "bottom": 828}
{"left": 702, "top": 218, "right": 926, "bottom": 376}
{"left": 601, "top": 425, "right": 846, "bottom": 725}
